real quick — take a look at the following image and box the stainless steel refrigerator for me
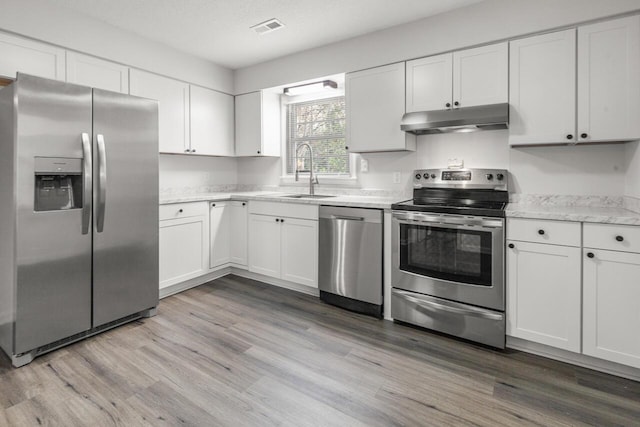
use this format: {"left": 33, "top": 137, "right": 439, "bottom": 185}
{"left": 0, "top": 74, "right": 159, "bottom": 367}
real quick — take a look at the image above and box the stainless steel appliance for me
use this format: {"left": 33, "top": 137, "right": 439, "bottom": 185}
{"left": 0, "top": 74, "right": 159, "bottom": 367}
{"left": 400, "top": 103, "right": 508, "bottom": 135}
{"left": 391, "top": 168, "right": 508, "bottom": 348}
{"left": 319, "top": 206, "right": 383, "bottom": 317}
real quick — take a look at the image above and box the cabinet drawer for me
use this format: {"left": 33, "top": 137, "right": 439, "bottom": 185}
{"left": 584, "top": 223, "right": 640, "bottom": 253}
{"left": 248, "top": 201, "right": 318, "bottom": 220}
{"left": 159, "top": 202, "right": 207, "bottom": 221}
{"left": 507, "top": 218, "right": 581, "bottom": 247}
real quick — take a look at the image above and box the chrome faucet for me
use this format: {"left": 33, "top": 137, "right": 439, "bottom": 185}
{"left": 294, "top": 142, "right": 318, "bottom": 195}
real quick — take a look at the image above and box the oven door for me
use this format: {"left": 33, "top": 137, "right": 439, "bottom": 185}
{"left": 392, "top": 211, "right": 504, "bottom": 311}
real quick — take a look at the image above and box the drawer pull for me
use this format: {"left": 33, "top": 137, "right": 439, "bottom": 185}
{"left": 275, "top": 218, "right": 280, "bottom": 222}
{"left": 178, "top": 209, "right": 183, "bottom": 213}
{"left": 508, "top": 243, "right": 515, "bottom": 249}
{"left": 242, "top": 202, "right": 246, "bottom": 206}
{"left": 616, "top": 235, "right": 624, "bottom": 242}
{"left": 538, "top": 229, "right": 545, "bottom": 235}
{"left": 211, "top": 203, "right": 216, "bottom": 207}
{"left": 587, "top": 252, "right": 595, "bottom": 258}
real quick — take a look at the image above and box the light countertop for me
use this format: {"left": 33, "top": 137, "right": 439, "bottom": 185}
{"left": 506, "top": 204, "right": 640, "bottom": 225}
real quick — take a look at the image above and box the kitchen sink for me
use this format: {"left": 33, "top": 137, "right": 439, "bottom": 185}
{"left": 282, "top": 194, "right": 337, "bottom": 199}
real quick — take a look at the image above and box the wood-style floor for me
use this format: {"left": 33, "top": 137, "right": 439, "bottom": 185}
{"left": 1, "top": 275, "right": 639, "bottom": 426}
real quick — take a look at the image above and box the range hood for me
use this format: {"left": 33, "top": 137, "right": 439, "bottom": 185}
{"left": 400, "top": 103, "right": 509, "bottom": 135}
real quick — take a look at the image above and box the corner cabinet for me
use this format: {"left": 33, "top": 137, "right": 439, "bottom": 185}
{"left": 583, "top": 223, "right": 640, "bottom": 369}
{"left": 406, "top": 42, "right": 508, "bottom": 112}
{"left": 346, "top": 63, "right": 415, "bottom": 152}
{"left": 0, "top": 32, "right": 65, "bottom": 81}
{"left": 248, "top": 202, "right": 318, "bottom": 288}
{"left": 509, "top": 15, "right": 640, "bottom": 145}
{"left": 235, "top": 91, "right": 280, "bottom": 157}
{"left": 190, "top": 85, "right": 235, "bottom": 156}
{"left": 129, "top": 69, "right": 190, "bottom": 154}
{"left": 159, "top": 202, "right": 209, "bottom": 290}
{"left": 209, "top": 200, "right": 248, "bottom": 269}
{"left": 66, "top": 52, "right": 129, "bottom": 93}
{"left": 506, "top": 218, "right": 582, "bottom": 352}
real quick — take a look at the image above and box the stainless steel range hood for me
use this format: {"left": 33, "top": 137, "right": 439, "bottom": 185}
{"left": 400, "top": 103, "right": 509, "bottom": 135}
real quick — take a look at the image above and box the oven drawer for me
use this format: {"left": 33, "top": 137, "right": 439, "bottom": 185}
{"left": 584, "top": 223, "right": 640, "bottom": 253}
{"left": 391, "top": 289, "right": 505, "bottom": 348}
{"left": 507, "top": 218, "right": 581, "bottom": 247}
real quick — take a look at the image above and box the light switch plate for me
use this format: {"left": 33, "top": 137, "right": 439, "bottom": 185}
{"left": 360, "top": 159, "right": 369, "bottom": 173}
{"left": 392, "top": 172, "right": 401, "bottom": 184}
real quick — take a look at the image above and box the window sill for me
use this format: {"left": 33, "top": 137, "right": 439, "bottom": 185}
{"left": 279, "top": 175, "right": 359, "bottom": 187}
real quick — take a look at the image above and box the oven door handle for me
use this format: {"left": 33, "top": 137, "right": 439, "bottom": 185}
{"left": 393, "top": 290, "right": 504, "bottom": 321}
{"left": 392, "top": 211, "right": 503, "bottom": 229}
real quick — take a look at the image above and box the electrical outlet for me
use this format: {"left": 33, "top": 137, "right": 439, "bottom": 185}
{"left": 392, "top": 172, "right": 401, "bottom": 184}
{"left": 360, "top": 159, "right": 369, "bottom": 173}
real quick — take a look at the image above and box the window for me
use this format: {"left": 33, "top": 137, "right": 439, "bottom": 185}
{"left": 286, "top": 96, "right": 349, "bottom": 176}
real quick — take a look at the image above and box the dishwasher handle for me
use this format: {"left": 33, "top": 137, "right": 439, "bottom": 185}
{"left": 331, "top": 215, "right": 365, "bottom": 222}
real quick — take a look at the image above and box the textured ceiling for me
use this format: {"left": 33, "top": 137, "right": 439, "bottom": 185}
{"left": 53, "top": 0, "right": 483, "bottom": 69}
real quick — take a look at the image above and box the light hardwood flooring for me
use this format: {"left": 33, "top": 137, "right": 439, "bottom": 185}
{"left": 1, "top": 274, "right": 639, "bottom": 426}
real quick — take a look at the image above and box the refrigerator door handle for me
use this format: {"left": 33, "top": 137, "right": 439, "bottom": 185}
{"left": 97, "top": 134, "right": 107, "bottom": 233}
{"left": 81, "top": 132, "right": 92, "bottom": 235}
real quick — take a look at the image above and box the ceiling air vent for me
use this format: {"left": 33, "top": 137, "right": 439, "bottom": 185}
{"left": 251, "top": 18, "right": 285, "bottom": 35}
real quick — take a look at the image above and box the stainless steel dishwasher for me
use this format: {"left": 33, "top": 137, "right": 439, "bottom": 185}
{"left": 319, "top": 206, "right": 383, "bottom": 318}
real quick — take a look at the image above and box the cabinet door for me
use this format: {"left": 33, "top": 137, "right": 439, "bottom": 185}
{"left": 509, "top": 29, "right": 576, "bottom": 145}
{"left": 210, "top": 202, "right": 231, "bottom": 268}
{"left": 346, "top": 62, "right": 414, "bottom": 152}
{"left": 406, "top": 53, "right": 452, "bottom": 112}
{"left": 453, "top": 42, "right": 508, "bottom": 108}
{"left": 281, "top": 218, "right": 318, "bottom": 288}
{"left": 66, "top": 52, "right": 128, "bottom": 93}
{"left": 507, "top": 241, "right": 581, "bottom": 352}
{"left": 583, "top": 249, "right": 640, "bottom": 369}
{"left": 159, "top": 215, "right": 208, "bottom": 289}
{"left": 190, "top": 85, "right": 234, "bottom": 156}
{"left": 248, "top": 214, "right": 281, "bottom": 278}
{"left": 229, "top": 201, "right": 248, "bottom": 267}
{"left": 0, "top": 32, "right": 65, "bottom": 80}
{"left": 130, "top": 69, "right": 189, "bottom": 154}
{"left": 577, "top": 15, "right": 640, "bottom": 142}
{"left": 235, "top": 92, "right": 262, "bottom": 156}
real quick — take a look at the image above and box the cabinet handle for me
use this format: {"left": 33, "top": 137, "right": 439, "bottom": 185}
{"left": 616, "top": 235, "right": 624, "bottom": 242}
{"left": 178, "top": 209, "right": 183, "bottom": 213}
{"left": 275, "top": 218, "right": 280, "bottom": 222}
{"left": 587, "top": 252, "right": 595, "bottom": 258}
{"left": 242, "top": 202, "right": 246, "bottom": 206}
{"left": 192, "top": 149, "right": 196, "bottom": 153}
{"left": 345, "top": 146, "right": 349, "bottom": 150}
{"left": 211, "top": 203, "right": 216, "bottom": 207}
{"left": 454, "top": 101, "right": 459, "bottom": 107}
{"left": 580, "top": 133, "right": 588, "bottom": 139}
{"left": 281, "top": 219, "right": 285, "bottom": 223}
{"left": 508, "top": 243, "right": 515, "bottom": 249}
{"left": 445, "top": 102, "right": 451, "bottom": 108}
{"left": 538, "top": 229, "right": 545, "bottom": 235}
{"left": 257, "top": 150, "right": 261, "bottom": 154}
{"left": 566, "top": 134, "right": 573, "bottom": 140}
{"left": 184, "top": 149, "right": 190, "bottom": 153}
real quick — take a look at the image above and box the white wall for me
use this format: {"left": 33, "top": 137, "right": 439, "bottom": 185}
{"left": 159, "top": 155, "right": 237, "bottom": 191}
{"left": 0, "top": 0, "right": 233, "bottom": 93}
{"left": 235, "top": 0, "right": 640, "bottom": 93}
{"left": 625, "top": 141, "right": 640, "bottom": 198}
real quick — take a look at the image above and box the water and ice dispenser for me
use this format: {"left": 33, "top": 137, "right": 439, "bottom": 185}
{"left": 34, "top": 157, "right": 83, "bottom": 212}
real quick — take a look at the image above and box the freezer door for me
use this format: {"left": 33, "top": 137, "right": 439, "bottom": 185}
{"left": 14, "top": 74, "right": 93, "bottom": 353}
{"left": 92, "top": 89, "right": 159, "bottom": 327}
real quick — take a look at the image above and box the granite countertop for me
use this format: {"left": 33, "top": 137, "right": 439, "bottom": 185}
{"left": 506, "top": 204, "right": 640, "bottom": 225}
{"left": 159, "top": 191, "right": 405, "bottom": 210}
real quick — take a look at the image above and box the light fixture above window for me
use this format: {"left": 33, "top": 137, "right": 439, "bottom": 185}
{"left": 283, "top": 80, "right": 338, "bottom": 96}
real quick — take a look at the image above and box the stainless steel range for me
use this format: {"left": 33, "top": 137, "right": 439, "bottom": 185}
{"left": 391, "top": 168, "right": 508, "bottom": 348}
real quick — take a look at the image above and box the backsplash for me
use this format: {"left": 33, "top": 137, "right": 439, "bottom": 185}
{"left": 160, "top": 184, "right": 410, "bottom": 199}
{"left": 624, "top": 196, "right": 640, "bottom": 214}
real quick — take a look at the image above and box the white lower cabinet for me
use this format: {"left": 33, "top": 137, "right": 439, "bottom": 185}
{"left": 507, "top": 240, "right": 582, "bottom": 352}
{"left": 209, "top": 200, "right": 248, "bottom": 269}
{"left": 583, "top": 224, "right": 640, "bottom": 369}
{"left": 159, "top": 203, "right": 209, "bottom": 290}
{"left": 248, "top": 201, "right": 319, "bottom": 288}
{"left": 229, "top": 201, "right": 248, "bottom": 266}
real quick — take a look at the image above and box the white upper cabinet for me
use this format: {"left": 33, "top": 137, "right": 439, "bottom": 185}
{"left": 510, "top": 15, "right": 640, "bottom": 146}
{"left": 406, "top": 53, "right": 452, "bottom": 112}
{"left": 235, "top": 91, "right": 280, "bottom": 157}
{"left": 129, "top": 69, "right": 190, "bottom": 154}
{"left": 0, "top": 32, "right": 65, "bottom": 81}
{"left": 190, "top": 85, "right": 234, "bottom": 156}
{"left": 346, "top": 62, "right": 415, "bottom": 152}
{"left": 406, "top": 42, "right": 508, "bottom": 113}
{"left": 577, "top": 15, "right": 640, "bottom": 143}
{"left": 453, "top": 43, "right": 508, "bottom": 109}
{"left": 509, "top": 29, "right": 577, "bottom": 145}
{"left": 66, "top": 52, "right": 128, "bottom": 93}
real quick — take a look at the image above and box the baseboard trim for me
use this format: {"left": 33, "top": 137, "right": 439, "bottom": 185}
{"left": 160, "top": 267, "right": 232, "bottom": 299}
{"left": 507, "top": 336, "right": 640, "bottom": 382}
{"left": 230, "top": 269, "right": 319, "bottom": 297}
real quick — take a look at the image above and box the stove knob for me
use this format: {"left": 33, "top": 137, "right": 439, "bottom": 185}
{"left": 486, "top": 173, "right": 494, "bottom": 180}
{"left": 496, "top": 173, "right": 504, "bottom": 181}
{"left": 423, "top": 173, "right": 429, "bottom": 179}
{"left": 431, "top": 174, "right": 436, "bottom": 179}
{"left": 415, "top": 173, "right": 421, "bottom": 180}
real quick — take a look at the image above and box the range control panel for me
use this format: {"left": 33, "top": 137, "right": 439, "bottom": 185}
{"left": 413, "top": 168, "right": 508, "bottom": 190}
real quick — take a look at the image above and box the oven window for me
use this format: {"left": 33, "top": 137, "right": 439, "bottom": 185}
{"left": 399, "top": 223, "right": 492, "bottom": 286}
